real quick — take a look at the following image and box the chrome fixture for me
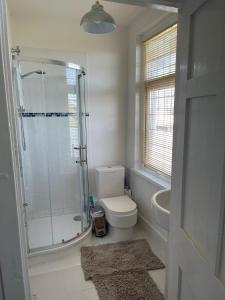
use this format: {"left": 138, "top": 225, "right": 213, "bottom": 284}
{"left": 18, "top": 105, "right": 26, "bottom": 151}
{"left": 73, "top": 215, "right": 81, "bottom": 221}
{"left": 14, "top": 56, "right": 83, "bottom": 71}
{"left": 11, "top": 46, "right": 20, "bottom": 57}
{"left": 80, "top": 1, "right": 116, "bottom": 34}
{"left": 74, "top": 145, "right": 88, "bottom": 166}
{"left": 20, "top": 70, "right": 46, "bottom": 79}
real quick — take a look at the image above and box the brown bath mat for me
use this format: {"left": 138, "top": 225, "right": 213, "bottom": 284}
{"left": 81, "top": 239, "right": 164, "bottom": 280}
{"left": 92, "top": 269, "right": 164, "bottom": 300}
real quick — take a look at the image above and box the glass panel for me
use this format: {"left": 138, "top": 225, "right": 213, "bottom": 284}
{"left": 144, "top": 24, "right": 177, "bottom": 176}
{"left": 43, "top": 63, "right": 82, "bottom": 244}
{"left": 19, "top": 61, "right": 53, "bottom": 249}
{"left": 12, "top": 64, "right": 30, "bottom": 253}
{"left": 144, "top": 24, "right": 177, "bottom": 81}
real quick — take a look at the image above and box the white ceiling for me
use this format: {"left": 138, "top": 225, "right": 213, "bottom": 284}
{"left": 7, "top": 0, "right": 145, "bottom": 26}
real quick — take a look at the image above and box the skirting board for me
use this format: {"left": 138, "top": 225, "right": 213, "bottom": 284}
{"left": 138, "top": 213, "right": 168, "bottom": 265}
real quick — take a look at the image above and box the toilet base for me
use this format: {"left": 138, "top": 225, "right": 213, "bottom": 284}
{"left": 109, "top": 225, "right": 134, "bottom": 242}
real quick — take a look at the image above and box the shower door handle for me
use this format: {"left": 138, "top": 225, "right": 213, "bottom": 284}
{"left": 83, "top": 145, "right": 88, "bottom": 165}
{"left": 74, "top": 146, "right": 87, "bottom": 166}
{"left": 74, "top": 145, "right": 82, "bottom": 166}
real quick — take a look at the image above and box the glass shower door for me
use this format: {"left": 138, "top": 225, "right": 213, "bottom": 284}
{"left": 14, "top": 58, "right": 89, "bottom": 251}
{"left": 16, "top": 60, "right": 53, "bottom": 250}
{"left": 44, "top": 63, "right": 83, "bottom": 246}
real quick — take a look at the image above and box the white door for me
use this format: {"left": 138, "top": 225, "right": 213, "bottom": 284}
{"left": 168, "top": 0, "right": 225, "bottom": 299}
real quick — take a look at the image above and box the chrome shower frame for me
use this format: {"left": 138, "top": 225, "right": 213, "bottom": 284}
{"left": 13, "top": 55, "right": 85, "bottom": 73}
{"left": 12, "top": 55, "right": 91, "bottom": 255}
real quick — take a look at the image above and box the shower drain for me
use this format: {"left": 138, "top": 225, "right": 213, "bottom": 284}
{"left": 73, "top": 215, "right": 81, "bottom": 221}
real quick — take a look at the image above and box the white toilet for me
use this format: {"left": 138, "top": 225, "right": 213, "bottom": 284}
{"left": 95, "top": 166, "right": 137, "bottom": 241}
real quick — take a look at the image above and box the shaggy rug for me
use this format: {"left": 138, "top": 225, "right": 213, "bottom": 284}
{"left": 81, "top": 239, "right": 165, "bottom": 300}
{"left": 81, "top": 239, "right": 165, "bottom": 280}
{"left": 92, "top": 270, "right": 164, "bottom": 300}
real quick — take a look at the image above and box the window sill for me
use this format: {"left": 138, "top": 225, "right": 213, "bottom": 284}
{"left": 131, "top": 168, "right": 171, "bottom": 189}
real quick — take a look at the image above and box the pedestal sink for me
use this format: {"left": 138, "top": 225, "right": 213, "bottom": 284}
{"left": 152, "top": 189, "right": 170, "bottom": 231}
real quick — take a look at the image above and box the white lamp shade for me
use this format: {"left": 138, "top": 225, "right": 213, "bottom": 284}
{"left": 80, "top": 1, "right": 116, "bottom": 34}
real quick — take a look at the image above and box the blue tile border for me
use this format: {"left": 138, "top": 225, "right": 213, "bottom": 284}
{"left": 20, "top": 112, "right": 77, "bottom": 117}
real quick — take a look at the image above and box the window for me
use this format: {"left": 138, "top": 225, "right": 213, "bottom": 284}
{"left": 143, "top": 24, "right": 177, "bottom": 176}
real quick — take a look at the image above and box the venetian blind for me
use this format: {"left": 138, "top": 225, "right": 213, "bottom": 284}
{"left": 144, "top": 24, "right": 177, "bottom": 176}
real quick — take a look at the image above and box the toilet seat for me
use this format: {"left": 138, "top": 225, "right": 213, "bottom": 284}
{"left": 100, "top": 195, "right": 136, "bottom": 215}
{"left": 98, "top": 195, "right": 137, "bottom": 230}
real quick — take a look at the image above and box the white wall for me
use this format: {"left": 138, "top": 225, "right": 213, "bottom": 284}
{"left": 10, "top": 15, "right": 128, "bottom": 195}
{"left": 126, "top": 9, "right": 177, "bottom": 240}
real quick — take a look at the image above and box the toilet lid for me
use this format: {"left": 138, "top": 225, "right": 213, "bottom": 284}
{"left": 100, "top": 195, "right": 137, "bottom": 214}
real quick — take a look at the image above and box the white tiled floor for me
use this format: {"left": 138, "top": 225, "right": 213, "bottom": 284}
{"left": 29, "top": 223, "right": 166, "bottom": 300}
{"left": 28, "top": 213, "right": 81, "bottom": 249}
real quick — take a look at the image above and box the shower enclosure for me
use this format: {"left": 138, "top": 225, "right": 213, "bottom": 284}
{"left": 12, "top": 56, "right": 90, "bottom": 253}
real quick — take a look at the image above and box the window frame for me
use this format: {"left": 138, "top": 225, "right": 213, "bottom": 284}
{"left": 141, "top": 23, "right": 177, "bottom": 180}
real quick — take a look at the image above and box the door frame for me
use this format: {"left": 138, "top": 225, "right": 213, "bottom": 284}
{"left": 0, "top": 0, "right": 182, "bottom": 299}
{"left": 0, "top": 0, "right": 30, "bottom": 299}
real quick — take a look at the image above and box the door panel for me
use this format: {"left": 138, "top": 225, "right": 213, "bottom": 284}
{"left": 182, "top": 96, "right": 225, "bottom": 264}
{"left": 188, "top": 0, "right": 225, "bottom": 79}
{"left": 168, "top": 0, "right": 225, "bottom": 299}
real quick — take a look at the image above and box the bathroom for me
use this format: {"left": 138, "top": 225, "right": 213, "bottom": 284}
{"left": 1, "top": 0, "right": 225, "bottom": 299}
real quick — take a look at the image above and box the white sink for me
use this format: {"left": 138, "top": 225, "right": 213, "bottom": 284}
{"left": 152, "top": 189, "right": 170, "bottom": 231}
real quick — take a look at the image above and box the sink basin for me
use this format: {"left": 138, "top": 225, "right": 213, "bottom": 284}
{"left": 152, "top": 189, "right": 170, "bottom": 231}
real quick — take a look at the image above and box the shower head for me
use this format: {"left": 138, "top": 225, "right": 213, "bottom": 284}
{"left": 21, "top": 70, "right": 46, "bottom": 79}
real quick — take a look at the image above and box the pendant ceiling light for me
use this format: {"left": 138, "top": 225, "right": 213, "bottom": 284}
{"left": 80, "top": 1, "right": 116, "bottom": 34}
